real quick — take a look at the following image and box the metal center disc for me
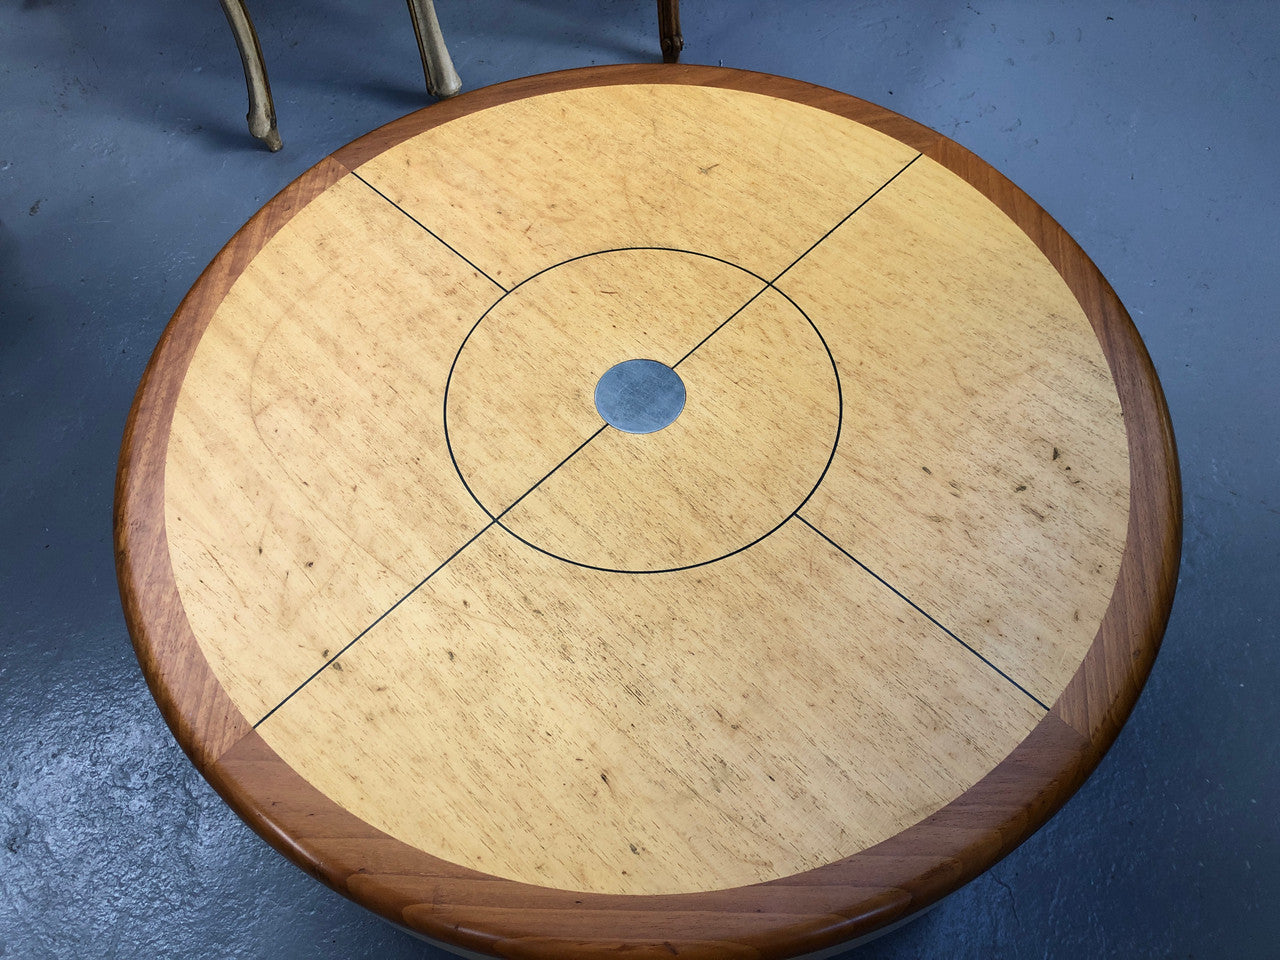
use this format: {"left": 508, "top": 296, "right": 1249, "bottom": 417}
{"left": 594, "top": 359, "right": 686, "bottom": 434}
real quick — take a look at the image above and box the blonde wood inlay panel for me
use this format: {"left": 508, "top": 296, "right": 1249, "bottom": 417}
{"left": 498, "top": 286, "right": 839, "bottom": 570}
{"left": 257, "top": 519, "right": 1043, "bottom": 896}
{"left": 444, "top": 249, "right": 762, "bottom": 515}
{"left": 355, "top": 84, "right": 920, "bottom": 285}
{"left": 786, "top": 156, "right": 1130, "bottom": 706}
{"left": 165, "top": 176, "right": 499, "bottom": 720}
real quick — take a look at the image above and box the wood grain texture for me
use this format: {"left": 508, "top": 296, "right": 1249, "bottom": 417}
{"left": 210, "top": 703, "right": 1090, "bottom": 960}
{"left": 443, "top": 249, "right": 763, "bottom": 516}
{"left": 351, "top": 81, "right": 919, "bottom": 285}
{"left": 789, "top": 154, "right": 1130, "bottom": 707}
{"left": 329, "top": 66, "right": 945, "bottom": 173}
{"left": 918, "top": 135, "right": 1181, "bottom": 755}
{"left": 484, "top": 278, "right": 840, "bottom": 571}
{"left": 115, "top": 156, "right": 345, "bottom": 766}
{"left": 163, "top": 174, "right": 499, "bottom": 721}
{"left": 116, "top": 65, "right": 1180, "bottom": 959}
{"left": 255, "top": 519, "right": 1042, "bottom": 895}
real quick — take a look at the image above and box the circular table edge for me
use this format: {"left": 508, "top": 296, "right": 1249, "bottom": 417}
{"left": 113, "top": 63, "right": 1182, "bottom": 960}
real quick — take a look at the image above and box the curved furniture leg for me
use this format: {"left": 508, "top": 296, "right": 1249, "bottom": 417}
{"left": 406, "top": 0, "right": 462, "bottom": 99}
{"left": 218, "top": 0, "right": 282, "bottom": 151}
{"left": 658, "top": 0, "right": 683, "bottom": 63}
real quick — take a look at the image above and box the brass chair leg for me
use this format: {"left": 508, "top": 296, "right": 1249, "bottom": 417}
{"left": 658, "top": 0, "right": 683, "bottom": 63}
{"left": 406, "top": 0, "right": 462, "bottom": 99}
{"left": 218, "top": 0, "right": 282, "bottom": 150}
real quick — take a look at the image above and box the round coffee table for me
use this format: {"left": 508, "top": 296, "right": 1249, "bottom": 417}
{"left": 116, "top": 64, "right": 1180, "bottom": 959}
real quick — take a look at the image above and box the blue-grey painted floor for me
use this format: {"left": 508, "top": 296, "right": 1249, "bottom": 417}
{"left": 2, "top": 1, "right": 1277, "bottom": 957}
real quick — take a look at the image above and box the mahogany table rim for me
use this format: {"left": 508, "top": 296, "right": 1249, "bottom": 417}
{"left": 115, "top": 63, "right": 1181, "bottom": 960}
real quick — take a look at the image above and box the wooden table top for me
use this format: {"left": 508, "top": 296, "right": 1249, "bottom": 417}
{"left": 116, "top": 64, "right": 1180, "bottom": 959}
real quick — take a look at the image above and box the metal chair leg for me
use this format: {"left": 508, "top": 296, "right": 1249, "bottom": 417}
{"left": 218, "top": 0, "right": 282, "bottom": 151}
{"left": 658, "top": 0, "right": 683, "bottom": 63}
{"left": 406, "top": 0, "right": 462, "bottom": 99}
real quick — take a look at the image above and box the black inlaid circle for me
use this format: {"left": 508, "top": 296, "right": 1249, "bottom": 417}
{"left": 594, "top": 359, "right": 686, "bottom": 434}
{"left": 443, "top": 247, "right": 843, "bottom": 574}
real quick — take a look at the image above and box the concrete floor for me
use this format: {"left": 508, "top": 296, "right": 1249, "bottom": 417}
{"left": 2, "top": 1, "right": 1277, "bottom": 956}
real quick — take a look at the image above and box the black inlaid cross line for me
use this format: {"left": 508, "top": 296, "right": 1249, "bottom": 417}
{"left": 672, "top": 152, "right": 922, "bottom": 367}
{"left": 794, "top": 514, "right": 1050, "bottom": 712}
{"left": 255, "top": 153, "right": 925, "bottom": 726}
{"left": 254, "top": 425, "right": 606, "bottom": 728}
{"left": 351, "top": 170, "right": 509, "bottom": 293}
{"left": 440, "top": 247, "right": 842, "bottom": 575}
